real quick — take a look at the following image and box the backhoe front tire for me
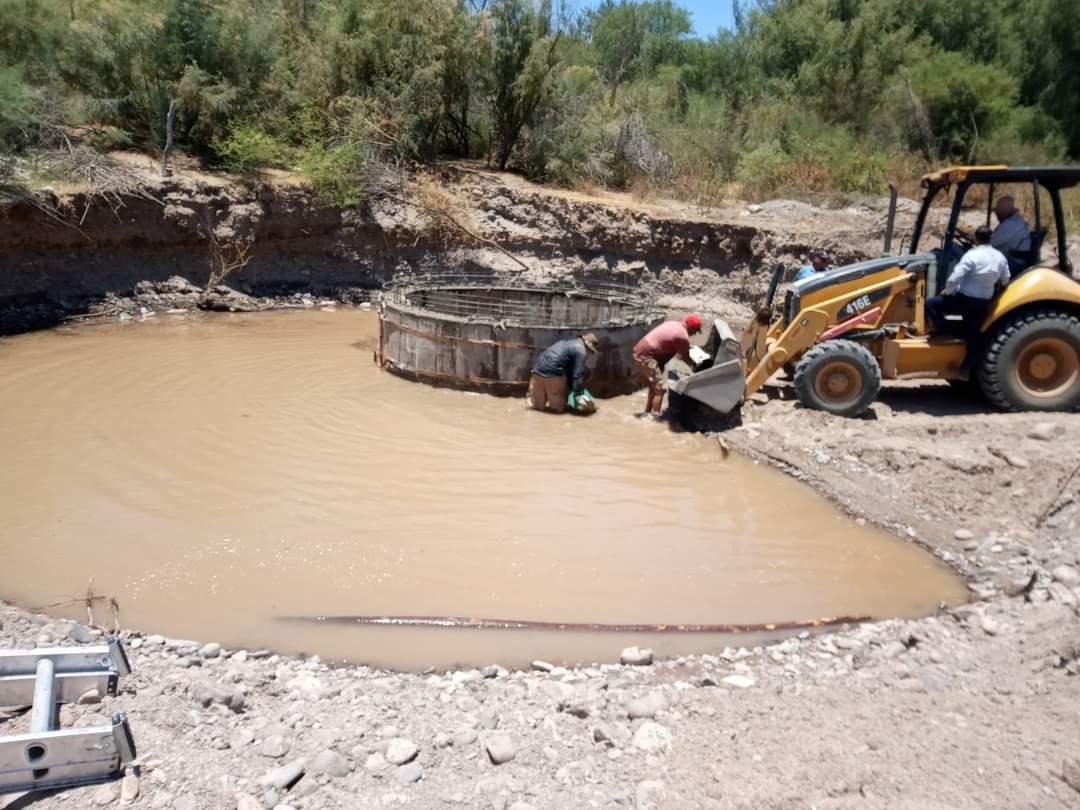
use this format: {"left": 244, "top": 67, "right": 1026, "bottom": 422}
{"left": 794, "top": 339, "right": 882, "bottom": 417}
{"left": 979, "top": 308, "right": 1080, "bottom": 411}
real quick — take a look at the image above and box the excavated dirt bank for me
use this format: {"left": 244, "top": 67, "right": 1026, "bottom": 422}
{"left": 0, "top": 165, "right": 891, "bottom": 335}
{"left": 1, "top": 169, "right": 1078, "bottom": 809}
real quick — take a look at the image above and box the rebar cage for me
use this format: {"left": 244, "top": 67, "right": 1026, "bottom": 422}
{"left": 376, "top": 273, "right": 664, "bottom": 396}
{"left": 380, "top": 273, "right": 661, "bottom": 327}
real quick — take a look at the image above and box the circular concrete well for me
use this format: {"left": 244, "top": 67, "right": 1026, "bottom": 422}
{"left": 376, "top": 275, "right": 663, "bottom": 396}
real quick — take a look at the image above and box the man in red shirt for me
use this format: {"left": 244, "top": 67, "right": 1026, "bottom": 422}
{"left": 633, "top": 314, "right": 703, "bottom": 415}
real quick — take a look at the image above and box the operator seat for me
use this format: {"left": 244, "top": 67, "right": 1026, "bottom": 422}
{"left": 1008, "top": 227, "right": 1047, "bottom": 276}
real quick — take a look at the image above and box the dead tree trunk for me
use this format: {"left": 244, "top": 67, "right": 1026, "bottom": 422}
{"left": 162, "top": 99, "right": 177, "bottom": 178}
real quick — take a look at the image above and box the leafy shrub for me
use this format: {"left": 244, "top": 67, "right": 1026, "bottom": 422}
{"left": 519, "top": 66, "right": 613, "bottom": 187}
{"left": 214, "top": 126, "right": 290, "bottom": 172}
{"left": 734, "top": 141, "right": 792, "bottom": 198}
{"left": 86, "top": 125, "right": 132, "bottom": 152}
{"left": 300, "top": 138, "right": 368, "bottom": 207}
{"left": 0, "top": 66, "right": 31, "bottom": 148}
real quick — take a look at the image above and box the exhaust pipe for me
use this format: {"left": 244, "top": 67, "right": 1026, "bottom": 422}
{"left": 883, "top": 182, "right": 898, "bottom": 255}
{"left": 764, "top": 262, "right": 785, "bottom": 312}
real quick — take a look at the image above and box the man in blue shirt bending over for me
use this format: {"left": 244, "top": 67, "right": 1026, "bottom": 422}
{"left": 926, "top": 226, "right": 1011, "bottom": 374}
{"left": 528, "top": 332, "right": 600, "bottom": 413}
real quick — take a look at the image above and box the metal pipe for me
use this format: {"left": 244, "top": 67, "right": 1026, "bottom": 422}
{"left": 30, "top": 658, "right": 56, "bottom": 733}
{"left": 276, "top": 613, "right": 870, "bottom": 634}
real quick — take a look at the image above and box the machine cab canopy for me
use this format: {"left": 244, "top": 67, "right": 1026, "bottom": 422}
{"left": 910, "top": 165, "right": 1080, "bottom": 276}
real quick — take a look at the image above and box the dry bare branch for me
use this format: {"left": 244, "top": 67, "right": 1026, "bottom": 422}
{"left": 380, "top": 169, "right": 530, "bottom": 271}
{"left": 194, "top": 203, "right": 261, "bottom": 294}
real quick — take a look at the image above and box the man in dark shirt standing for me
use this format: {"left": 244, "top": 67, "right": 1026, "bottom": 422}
{"left": 528, "top": 333, "right": 600, "bottom": 413}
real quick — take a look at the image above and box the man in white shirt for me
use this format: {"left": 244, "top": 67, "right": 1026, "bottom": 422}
{"left": 926, "top": 225, "right": 1011, "bottom": 373}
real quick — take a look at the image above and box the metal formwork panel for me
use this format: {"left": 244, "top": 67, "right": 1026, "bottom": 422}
{"left": 376, "top": 279, "right": 663, "bottom": 397}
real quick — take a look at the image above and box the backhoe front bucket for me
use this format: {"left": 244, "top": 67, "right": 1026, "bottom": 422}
{"left": 669, "top": 319, "right": 745, "bottom": 415}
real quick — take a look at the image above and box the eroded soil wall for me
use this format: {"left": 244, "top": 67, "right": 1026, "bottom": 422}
{"left": 0, "top": 171, "right": 876, "bottom": 335}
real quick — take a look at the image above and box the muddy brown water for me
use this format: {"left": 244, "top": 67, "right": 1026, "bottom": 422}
{"left": 0, "top": 310, "right": 966, "bottom": 669}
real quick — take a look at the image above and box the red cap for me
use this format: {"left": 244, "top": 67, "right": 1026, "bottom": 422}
{"left": 684, "top": 314, "right": 703, "bottom": 332}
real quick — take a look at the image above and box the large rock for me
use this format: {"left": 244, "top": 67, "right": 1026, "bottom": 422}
{"left": 200, "top": 287, "right": 262, "bottom": 313}
{"left": 620, "top": 646, "right": 654, "bottom": 666}
{"left": 311, "top": 749, "right": 351, "bottom": 778}
{"left": 1027, "top": 422, "right": 1062, "bottom": 441}
{"left": 120, "top": 774, "right": 140, "bottom": 804}
{"left": 635, "top": 780, "right": 666, "bottom": 809}
{"left": 592, "top": 724, "right": 630, "bottom": 749}
{"left": 385, "top": 738, "right": 419, "bottom": 766}
{"left": 284, "top": 673, "right": 327, "bottom": 700}
{"left": 626, "top": 691, "right": 668, "bottom": 720}
{"left": 364, "top": 753, "right": 388, "bottom": 771}
{"left": 194, "top": 682, "right": 245, "bottom": 712}
{"left": 721, "top": 674, "right": 755, "bottom": 689}
{"left": 260, "top": 735, "right": 290, "bottom": 759}
{"left": 1062, "top": 758, "right": 1080, "bottom": 794}
{"left": 200, "top": 642, "right": 222, "bottom": 659}
{"left": 66, "top": 622, "right": 96, "bottom": 644}
{"left": 632, "top": 721, "right": 672, "bottom": 754}
{"left": 258, "top": 758, "right": 306, "bottom": 790}
{"left": 484, "top": 734, "right": 516, "bottom": 765}
{"left": 92, "top": 784, "right": 117, "bottom": 806}
{"left": 453, "top": 728, "right": 479, "bottom": 747}
{"left": 230, "top": 728, "right": 256, "bottom": 750}
{"left": 1052, "top": 565, "right": 1080, "bottom": 588}
{"left": 395, "top": 762, "right": 423, "bottom": 784}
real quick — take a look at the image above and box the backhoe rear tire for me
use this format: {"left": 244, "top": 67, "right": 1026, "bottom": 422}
{"left": 978, "top": 308, "right": 1080, "bottom": 411}
{"left": 794, "top": 339, "right": 881, "bottom": 417}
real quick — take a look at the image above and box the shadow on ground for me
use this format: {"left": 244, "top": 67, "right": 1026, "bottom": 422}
{"left": 876, "top": 381, "right": 993, "bottom": 417}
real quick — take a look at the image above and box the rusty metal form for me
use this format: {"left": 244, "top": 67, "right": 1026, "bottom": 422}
{"left": 376, "top": 273, "right": 664, "bottom": 397}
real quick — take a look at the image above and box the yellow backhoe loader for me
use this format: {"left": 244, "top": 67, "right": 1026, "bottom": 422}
{"left": 673, "top": 165, "right": 1080, "bottom": 419}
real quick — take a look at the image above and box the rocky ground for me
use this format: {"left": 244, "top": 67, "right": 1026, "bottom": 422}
{"left": 2, "top": 168, "right": 1080, "bottom": 809}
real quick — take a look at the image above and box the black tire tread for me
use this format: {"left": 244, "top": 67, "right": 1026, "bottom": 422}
{"left": 793, "top": 339, "right": 882, "bottom": 417}
{"left": 979, "top": 308, "right": 1080, "bottom": 412}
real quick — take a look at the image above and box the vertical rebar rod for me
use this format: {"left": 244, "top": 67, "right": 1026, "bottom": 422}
{"left": 30, "top": 658, "right": 56, "bottom": 733}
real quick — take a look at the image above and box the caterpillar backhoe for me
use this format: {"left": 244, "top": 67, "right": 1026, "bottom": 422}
{"left": 673, "top": 165, "right": 1080, "bottom": 419}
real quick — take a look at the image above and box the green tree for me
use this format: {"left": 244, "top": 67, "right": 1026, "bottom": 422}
{"left": 488, "top": 0, "right": 564, "bottom": 170}
{"left": 1035, "top": 0, "right": 1080, "bottom": 155}
{"left": 589, "top": 0, "right": 690, "bottom": 97}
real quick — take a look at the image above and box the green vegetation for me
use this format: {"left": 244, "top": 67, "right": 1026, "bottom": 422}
{"left": 1, "top": 0, "right": 1078, "bottom": 203}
